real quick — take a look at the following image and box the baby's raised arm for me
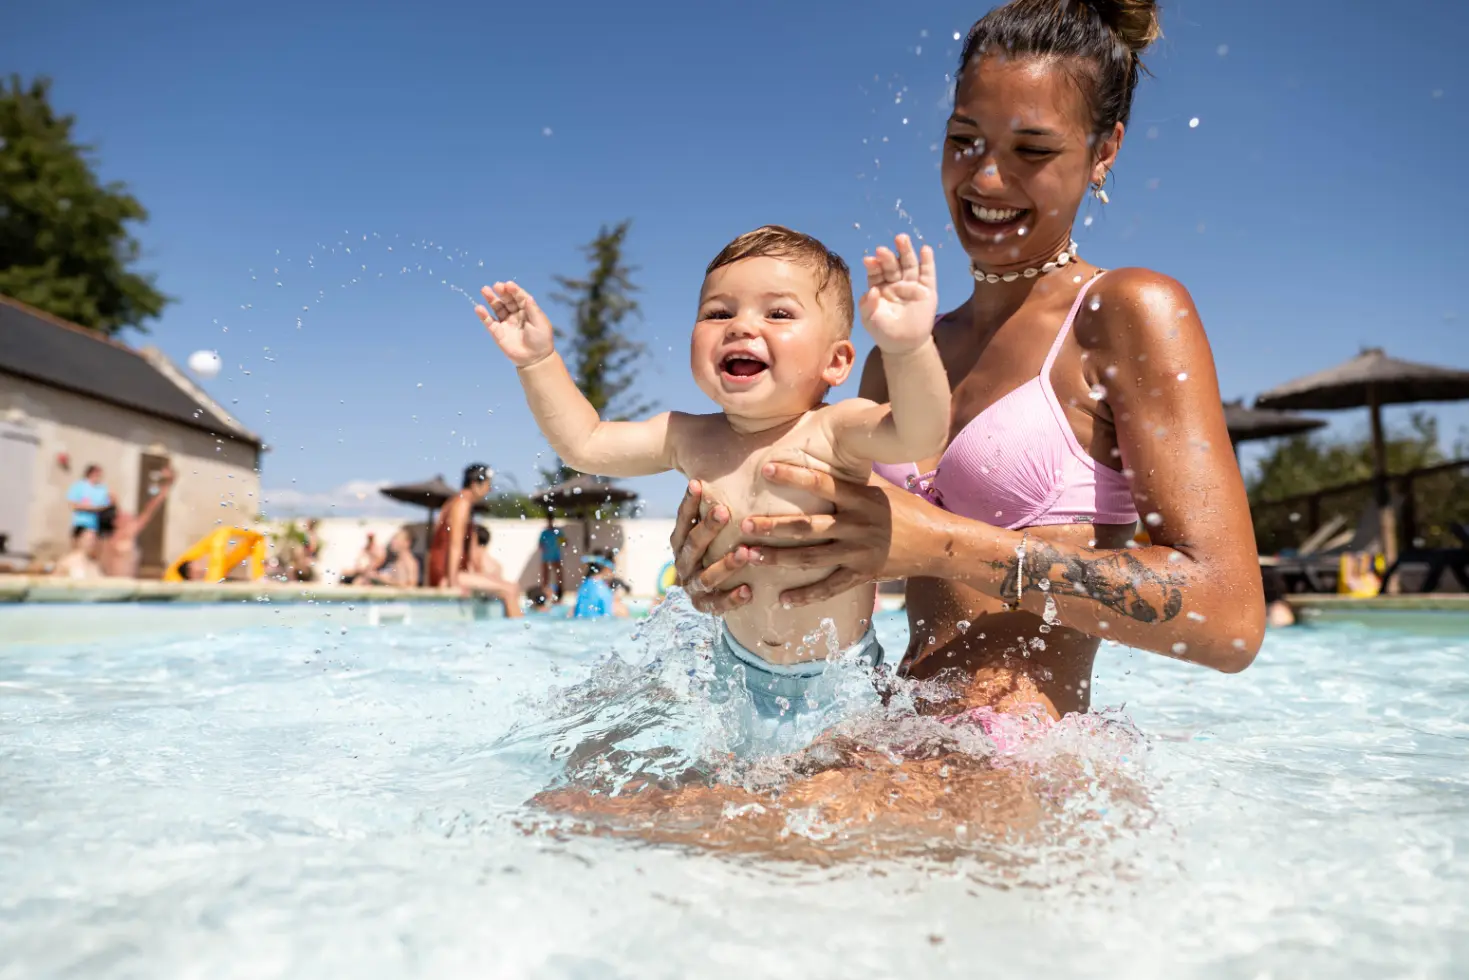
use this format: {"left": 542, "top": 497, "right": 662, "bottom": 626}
{"left": 830, "top": 235, "right": 950, "bottom": 465}
{"left": 477, "top": 282, "right": 679, "bottom": 478}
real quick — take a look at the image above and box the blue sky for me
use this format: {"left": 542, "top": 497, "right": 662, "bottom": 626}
{"left": 6, "top": 0, "right": 1467, "bottom": 517}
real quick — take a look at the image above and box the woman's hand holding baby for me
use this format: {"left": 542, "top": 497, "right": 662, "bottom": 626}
{"left": 859, "top": 234, "right": 938, "bottom": 354}
{"left": 476, "top": 282, "right": 556, "bottom": 368}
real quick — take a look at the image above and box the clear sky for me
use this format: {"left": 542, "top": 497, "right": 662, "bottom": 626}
{"left": 5, "top": 0, "right": 1467, "bottom": 518}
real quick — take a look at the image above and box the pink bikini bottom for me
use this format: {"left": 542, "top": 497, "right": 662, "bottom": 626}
{"left": 941, "top": 705, "right": 1054, "bottom": 755}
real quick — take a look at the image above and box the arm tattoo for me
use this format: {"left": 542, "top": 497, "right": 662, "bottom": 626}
{"left": 1020, "top": 539, "right": 1185, "bottom": 624}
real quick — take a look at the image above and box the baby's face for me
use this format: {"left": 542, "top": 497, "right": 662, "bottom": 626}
{"left": 691, "top": 257, "right": 854, "bottom": 419}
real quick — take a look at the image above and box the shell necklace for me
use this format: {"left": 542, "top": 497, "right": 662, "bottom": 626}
{"left": 971, "top": 240, "right": 1079, "bottom": 285}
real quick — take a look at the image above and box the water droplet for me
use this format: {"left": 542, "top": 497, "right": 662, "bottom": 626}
{"left": 956, "top": 620, "right": 971, "bottom": 633}
{"left": 1232, "top": 638, "right": 1247, "bottom": 650}
{"left": 953, "top": 31, "right": 961, "bottom": 40}
{"left": 1187, "top": 611, "right": 1207, "bottom": 623}
{"left": 1144, "top": 512, "right": 1163, "bottom": 527}
{"left": 1216, "top": 44, "right": 1229, "bottom": 56}
{"left": 1189, "top": 117, "right": 1200, "bottom": 128}
{"left": 1089, "top": 297, "right": 1102, "bottom": 311}
{"left": 542, "top": 127, "right": 553, "bottom": 137}
{"left": 1083, "top": 215, "right": 1094, "bottom": 227}
{"left": 1088, "top": 383, "right": 1107, "bottom": 401}
{"left": 1171, "top": 642, "right": 1189, "bottom": 655}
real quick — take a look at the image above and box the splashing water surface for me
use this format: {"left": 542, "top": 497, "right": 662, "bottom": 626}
{"left": 1, "top": 597, "right": 1466, "bottom": 978}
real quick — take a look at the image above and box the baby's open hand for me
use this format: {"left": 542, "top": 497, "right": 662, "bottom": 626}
{"left": 476, "top": 282, "right": 555, "bottom": 368}
{"left": 859, "top": 234, "right": 938, "bottom": 355}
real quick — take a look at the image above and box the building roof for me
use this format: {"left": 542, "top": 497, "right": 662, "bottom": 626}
{"left": 0, "top": 294, "right": 263, "bottom": 448}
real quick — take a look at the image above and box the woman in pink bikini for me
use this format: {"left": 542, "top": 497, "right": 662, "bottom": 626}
{"left": 671, "top": 0, "right": 1263, "bottom": 725}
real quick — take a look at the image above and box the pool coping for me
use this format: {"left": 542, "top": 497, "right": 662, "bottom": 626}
{"left": 1285, "top": 594, "right": 1469, "bottom": 613}
{"left": 0, "top": 575, "right": 466, "bottom": 605}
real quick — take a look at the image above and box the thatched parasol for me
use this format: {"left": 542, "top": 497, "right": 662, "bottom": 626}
{"left": 1254, "top": 348, "right": 1469, "bottom": 567}
{"left": 1223, "top": 400, "right": 1327, "bottom": 444}
{"left": 380, "top": 475, "right": 493, "bottom": 525}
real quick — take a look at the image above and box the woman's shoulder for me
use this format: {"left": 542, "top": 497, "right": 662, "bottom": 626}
{"left": 1081, "top": 266, "right": 1202, "bottom": 352}
{"left": 1093, "top": 266, "right": 1192, "bottom": 307}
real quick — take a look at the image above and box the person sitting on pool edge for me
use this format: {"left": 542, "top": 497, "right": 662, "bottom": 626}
{"left": 427, "top": 463, "right": 495, "bottom": 590}
{"left": 477, "top": 227, "right": 950, "bottom": 717}
{"left": 457, "top": 524, "right": 525, "bottom": 618}
{"left": 573, "top": 553, "right": 628, "bottom": 620}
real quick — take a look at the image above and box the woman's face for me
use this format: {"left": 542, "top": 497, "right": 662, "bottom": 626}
{"left": 942, "top": 55, "right": 1122, "bottom": 271}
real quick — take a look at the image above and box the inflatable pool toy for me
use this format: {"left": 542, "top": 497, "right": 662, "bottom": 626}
{"left": 657, "top": 560, "right": 677, "bottom": 597}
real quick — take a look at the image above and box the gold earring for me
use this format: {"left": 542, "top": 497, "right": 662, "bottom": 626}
{"left": 1092, "top": 171, "right": 1110, "bottom": 205}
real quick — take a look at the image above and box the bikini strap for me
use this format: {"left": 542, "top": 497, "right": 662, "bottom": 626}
{"left": 1041, "top": 270, "right": 1107, "bottom": 376}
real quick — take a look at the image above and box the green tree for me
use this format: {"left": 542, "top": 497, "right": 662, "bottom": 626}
{"left": 543, "top": 220, "right": 650, "bottom": 485}
{"left": 1247, "top": 413, "right": 1469, "bottom": 552}
{"left": 1247, "top": 413, "right": 1443, "bottom": 503}
{"left": 0, "top": 75, "right": 169, "bottom": 335}
{"left": 478, "top": 492, "right": 549, "bottom": 519}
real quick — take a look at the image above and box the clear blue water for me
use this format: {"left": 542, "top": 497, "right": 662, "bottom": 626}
{"left": 2, "top": 595, "right": 1467, "bottom": 978}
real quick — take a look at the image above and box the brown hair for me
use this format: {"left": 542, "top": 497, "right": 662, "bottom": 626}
{"left": 958, "top": 0, "right": 1162, "bottom": 138}
{"left": 705, "top": 225, "right": 854, "bottom": 335}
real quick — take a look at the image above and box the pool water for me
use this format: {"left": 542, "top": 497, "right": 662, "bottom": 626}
{"left": 2, "top": 594, "right": 1466, "bottom": 978}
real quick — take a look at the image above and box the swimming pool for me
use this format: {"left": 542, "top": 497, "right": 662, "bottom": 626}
{"left": 2, "top": 594, "right": 1465, "bottom": 978}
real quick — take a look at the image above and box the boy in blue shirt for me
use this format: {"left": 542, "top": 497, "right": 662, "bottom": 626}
{"left": 573, "top": 553, "right": 626, "bottom": 619}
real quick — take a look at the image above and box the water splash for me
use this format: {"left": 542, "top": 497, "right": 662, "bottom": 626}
{"left": 503, "top": 592, "right": 1157, "bottom": 881}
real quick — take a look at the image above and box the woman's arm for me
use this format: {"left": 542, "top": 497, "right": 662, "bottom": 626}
{"left": 746, "top": 271, "right": 1264, "bottom": 672}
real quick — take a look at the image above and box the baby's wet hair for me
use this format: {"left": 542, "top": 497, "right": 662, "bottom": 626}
{"left": 706, "top": 225, "right": 854, "bottom": 335}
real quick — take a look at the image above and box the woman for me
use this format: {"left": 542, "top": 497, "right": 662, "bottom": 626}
{"left": 362, "top": 528, "right": 420, "bottom": 589}
{"left": 670, "top": 0, "right": 1263, "bottom": 721}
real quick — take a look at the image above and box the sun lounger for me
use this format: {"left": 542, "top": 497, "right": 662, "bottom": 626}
{"left": 1271, "top": 501, "right": 1398, "bottom": 594}
{"left": 1380, "top": 522, "right": 1469, "bottom": 594}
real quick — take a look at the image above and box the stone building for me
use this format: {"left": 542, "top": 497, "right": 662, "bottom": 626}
{"left": 0, "top": 295, "right": 264, "bottom": 575}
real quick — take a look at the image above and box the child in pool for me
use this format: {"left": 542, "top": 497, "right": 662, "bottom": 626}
{"left": 476, "top": 227, "right": 949, "bottom": 716}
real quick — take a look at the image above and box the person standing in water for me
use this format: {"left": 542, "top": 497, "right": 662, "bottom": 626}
{"left": 670, "top": 0, "right": 1264, "bottom": 722}
{"left": 537, "top": 515, "right": 567, "bottom": 601}
{"left": 427, "top": 463, "right": 494, "bottom": 590}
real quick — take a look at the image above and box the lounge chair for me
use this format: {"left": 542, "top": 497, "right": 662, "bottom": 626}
{"left": 1272, "top": 500, "right": 1398, "bottom": 594}
{"left": 1380, "top": 522, "right": 1469, "bottom": 594}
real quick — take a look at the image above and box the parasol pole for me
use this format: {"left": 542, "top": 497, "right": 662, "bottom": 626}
{"left": 1367, "top": 383, "right": 1400, "bottom": 587}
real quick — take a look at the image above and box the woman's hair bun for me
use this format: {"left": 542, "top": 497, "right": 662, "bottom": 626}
{"left": 1081, "top": 0, "right": 1162, "bottom": 54}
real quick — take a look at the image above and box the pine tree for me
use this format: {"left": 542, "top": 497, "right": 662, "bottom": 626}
{"left": 543, "top": 220, "right": 650, "bottom": 484}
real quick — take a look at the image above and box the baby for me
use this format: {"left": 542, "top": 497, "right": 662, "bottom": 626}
{"left": 477, "top": 227, "right": 949, "bottom": 716}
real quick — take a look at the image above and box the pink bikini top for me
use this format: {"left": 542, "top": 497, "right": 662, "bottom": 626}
{"left": 873, "top": 272, "right": 1138, "bottom": 530}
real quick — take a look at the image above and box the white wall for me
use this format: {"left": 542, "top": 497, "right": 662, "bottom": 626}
{"left": 304, "top": 516, "right": 678, "bottom": 596}
{"left": 0, "top": 375, "right": 262, "bottom": 567}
